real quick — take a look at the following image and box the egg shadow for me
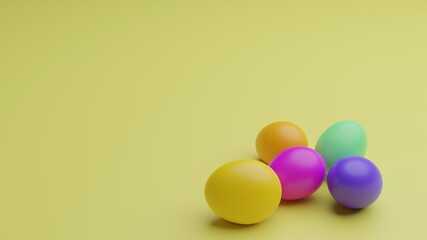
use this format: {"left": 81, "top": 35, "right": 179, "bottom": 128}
{"left": 280, "top": 196, "right": 316, "bottom": 207}
{"left": 332, "top": 202, "right": 363, "bottom": 215}
{"left": 210, "top": 218, "right": 257, "bottom": 230}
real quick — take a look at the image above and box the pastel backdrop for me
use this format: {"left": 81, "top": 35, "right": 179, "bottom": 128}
{"left": 1, "top": 1, "right": 426, "bottom": 239}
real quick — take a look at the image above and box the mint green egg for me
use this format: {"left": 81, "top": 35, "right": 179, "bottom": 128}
{"left": 315, "top": 120, "right": 367, "bottom": 171}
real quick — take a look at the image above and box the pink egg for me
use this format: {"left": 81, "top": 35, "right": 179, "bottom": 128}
{"left": 269, "top": 147, "right": 326, "bottom": 200}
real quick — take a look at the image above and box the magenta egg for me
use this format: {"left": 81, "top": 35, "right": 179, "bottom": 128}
{"left": 269, "top": 147, "right": 326, "bottom": 200}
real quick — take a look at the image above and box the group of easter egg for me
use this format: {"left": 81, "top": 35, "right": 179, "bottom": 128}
{"left": 204, "top": 120, "right": 383, "bottom": 225}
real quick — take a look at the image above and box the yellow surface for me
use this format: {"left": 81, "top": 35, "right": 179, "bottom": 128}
{"left": 1, "top": 1, "right": 426, "bottom": 239}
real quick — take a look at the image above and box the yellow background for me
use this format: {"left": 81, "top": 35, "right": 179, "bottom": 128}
{"left": 1, "top": 1, "right": 426, "bottom": 239}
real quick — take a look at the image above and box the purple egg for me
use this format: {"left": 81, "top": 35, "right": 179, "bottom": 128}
{"left": 327, "top": 156, "right": 383, "bottom": 209}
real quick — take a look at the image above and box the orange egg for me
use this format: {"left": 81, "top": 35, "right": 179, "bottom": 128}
{"left": 256, "top": 121, "right": 308, "bottom": 164}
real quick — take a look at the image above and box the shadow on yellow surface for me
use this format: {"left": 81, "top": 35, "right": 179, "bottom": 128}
{"left": 210, "top": 218, "right": 255, "bottom": 230}
{"left": 332, "top": 203, "right": 363, "bottom": 216}
{"left": 280, "top": 196, "right": 316, "bottom": 207}
{"left": 281, "top": 195, "right": 363, "bottom": 216}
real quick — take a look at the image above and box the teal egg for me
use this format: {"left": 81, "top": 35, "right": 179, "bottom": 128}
{"left": 315, "top": 120, "right": 367, "bottom": 171}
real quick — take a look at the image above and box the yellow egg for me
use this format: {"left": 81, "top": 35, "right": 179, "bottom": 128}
{"left": 256, "top": 121, "right": 308, "bottom": 164}
{"left": 204, "top": 159, "right": 282, "bottom": 224}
